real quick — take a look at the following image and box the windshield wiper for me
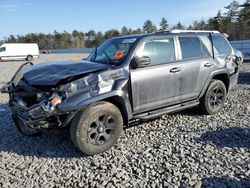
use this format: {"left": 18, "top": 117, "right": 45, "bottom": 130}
{"left": 103, "top": 50, "right": 113, "bottom": 65}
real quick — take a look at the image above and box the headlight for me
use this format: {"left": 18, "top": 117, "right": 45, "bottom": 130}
{"left": 60, "top": 78, "right": 90, "bottom": 97}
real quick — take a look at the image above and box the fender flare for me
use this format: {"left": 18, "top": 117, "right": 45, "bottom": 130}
{"left": 75, "top": 90, "right": 133, "bottom": 126}
{"left": 198, "top": 69, "right": 230, "bottom": 98}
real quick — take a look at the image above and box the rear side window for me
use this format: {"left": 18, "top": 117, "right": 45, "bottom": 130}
{"left": 0, "top": 47, "right": 6, "bottom": 52}
{"left": 212, "top": 35, "right": 232, "bottom": 55}
{"left": 136, "top": 37, "right": 176, "bottom": 65}
{"left": 179, "top": 36, "right": 210, "bottom": 60}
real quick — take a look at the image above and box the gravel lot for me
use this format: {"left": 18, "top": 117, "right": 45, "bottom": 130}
{"left": 0, "top": 54, "right": 249, "bottom": 188}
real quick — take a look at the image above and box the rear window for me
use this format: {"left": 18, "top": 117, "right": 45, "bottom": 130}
{"left": 212, "top": 35, "right": 232, "bottom": 55}
{"left": 179, "top": 36, "right": 210, "bottom": 60}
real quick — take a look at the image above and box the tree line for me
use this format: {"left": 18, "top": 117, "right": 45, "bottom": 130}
{"left": 1, "top": 0, "right": 249, "bottom": 49}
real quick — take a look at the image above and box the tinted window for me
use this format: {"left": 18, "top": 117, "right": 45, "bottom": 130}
{"left": 179, "top": 36, "right": 210, "bottom": 60}
{"left": 136, "top": 37, "right": 175, "bottom": 65}
{"left": 0, "top": 47, "right": 6, "bottom": 52}
{"left": 212, "top": 35, "right": 232, "bottom": 55}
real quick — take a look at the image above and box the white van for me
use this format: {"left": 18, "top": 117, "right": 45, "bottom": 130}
{"left": 0, "top": 43, "right": 39, "bottom": 61}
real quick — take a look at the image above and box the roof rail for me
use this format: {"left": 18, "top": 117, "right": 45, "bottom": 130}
{"left": 170, "top": 30, "right": 220, "bottom": 34}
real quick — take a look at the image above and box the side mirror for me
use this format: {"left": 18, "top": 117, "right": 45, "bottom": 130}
{"left": 131, "top": 56, "right": 150, "bottom": 69}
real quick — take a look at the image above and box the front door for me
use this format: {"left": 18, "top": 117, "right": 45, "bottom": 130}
{"left": 130, "top": 36, "right": 182, "bottom": 114}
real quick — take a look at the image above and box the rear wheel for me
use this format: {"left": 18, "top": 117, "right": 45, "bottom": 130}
{"left": 26, "top": 55, "right": 33, "bottom": 61}
{"left": 70, "top": 102, "right": 123, "bottom": 155}
{"left": 199, "top": 79, "right": 227, "bottom": 115}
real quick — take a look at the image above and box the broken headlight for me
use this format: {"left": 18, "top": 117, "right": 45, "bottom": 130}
{"left": 60, "top": 78, "right": 90, "bottom": 97}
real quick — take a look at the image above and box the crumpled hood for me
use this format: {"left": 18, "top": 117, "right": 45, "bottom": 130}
{"left": 23, "top": 60, "right": 108, "bottom": 86}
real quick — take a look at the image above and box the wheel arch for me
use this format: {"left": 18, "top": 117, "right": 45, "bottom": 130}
{"left": 199, "top": 71, "right": 230, "bottom": 98}
{"left": 104, "top": 96, "right": 131, "bottom": 127}
{"left": 70, "top": 91, "right": 132, "bottom": 127}
{"left": 212, "top": 74, "right": 230, "bottom": 93}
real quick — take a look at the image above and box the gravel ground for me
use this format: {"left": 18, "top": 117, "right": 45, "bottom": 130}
{"left": 0, "top": 55, "right": 249, "bottom": 188}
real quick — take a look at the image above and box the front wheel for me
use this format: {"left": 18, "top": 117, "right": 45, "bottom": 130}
{"left": 70, "top": 102, "right": 123, "bottom": 155}
{"left": 199, "top": 79, "right": 227, "bottom": 115}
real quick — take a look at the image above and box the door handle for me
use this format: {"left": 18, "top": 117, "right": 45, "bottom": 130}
{"left": 204, "top": 62, "right": 213, "bottom": 67}
{"left": 170, "top": 67, "right": 180, "bottom": 73}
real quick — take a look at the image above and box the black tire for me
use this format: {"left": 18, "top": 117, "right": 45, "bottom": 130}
{"left": 70, "top": 102, "right": 123, "bottom": 155}
{"left": 26, "top": 55, "right": 33, "bottom": 61}
{"left": 199, "top": 79, "right": 227, "bottom": 115}
{"left": 12, "top": 114, "right": 41, "bottom": 136}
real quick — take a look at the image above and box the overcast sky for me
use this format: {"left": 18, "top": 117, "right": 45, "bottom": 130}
{"left": 0, "top": 0, "right": 247, "bottom": 39}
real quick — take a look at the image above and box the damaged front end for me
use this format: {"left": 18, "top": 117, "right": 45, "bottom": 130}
{"left": 1, "top": 62, "right": 73, "bottom": 131}
{"left": 10, "top": 89, "right": 63, "bottom": 129}
{"left": 1, "top": 61, "right": 130, "bottom": 134}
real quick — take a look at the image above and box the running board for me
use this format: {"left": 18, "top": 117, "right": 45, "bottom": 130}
{"left": 133, "top": 100, "right": 199, "bottom": 120}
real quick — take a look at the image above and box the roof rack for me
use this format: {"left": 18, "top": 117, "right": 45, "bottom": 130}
{"left": 170, "top": 29, "right": 220, "bottom": 34}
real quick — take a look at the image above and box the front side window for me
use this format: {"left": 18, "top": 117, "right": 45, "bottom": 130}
{"left": 212, "top": 35, "right": 232, "bottom": 55}
{"left": 135, "top": 37, "right": 176, "bottom": 65}
{"left": 179, "top": 36, "right": 210, "bottom": 60}
{"left": 87, "top": 37, "right": 137, "bottom": 65}
{"left": 0, "top": 47, "right": 6, "bottom": 52}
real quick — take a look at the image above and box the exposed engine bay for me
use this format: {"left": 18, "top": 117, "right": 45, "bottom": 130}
{"left": 5, "top": 62, "right": 65, "bottom": 129}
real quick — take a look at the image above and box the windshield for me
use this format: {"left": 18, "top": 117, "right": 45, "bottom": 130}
{"left": 87, "top": 37, "right": 137, "bottom": 65}
{"left": 0, "top": 47, "right": 6, "bottom": 52}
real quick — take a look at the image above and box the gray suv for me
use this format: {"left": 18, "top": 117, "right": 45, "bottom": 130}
{"left": 1, "top": 30, "right": 243, "bottom": 155}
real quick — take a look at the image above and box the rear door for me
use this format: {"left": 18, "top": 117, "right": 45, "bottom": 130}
{"left": 130, "top": 36, "right": 182, "bottom": 114}
{"left": 177, "top": 35, "right": 215, "bottom": 102}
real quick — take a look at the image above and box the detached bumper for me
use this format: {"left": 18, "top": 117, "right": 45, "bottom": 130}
{"left": 9, "top": 97, "right": 57, "bottom": 129}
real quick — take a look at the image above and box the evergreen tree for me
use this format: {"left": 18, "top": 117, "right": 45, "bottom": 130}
{"left": 133, "top": 28, "right": 143, "bottom": 34}
{"left": 104, "top": 29, "right": 120, "bottom": 39}
{"left": 172, "top": 22, "right": 186, "bottom": 30}
{"left": 192, "top": 19, "right": 208, "bottom": 30}
{"left": 121, "top": 26, "right": 129, "bottom": 35}
{"left": 159, "top": 17, "right": 168, "bottom": 31}
{"left": 93, "top": 31, "right": 104, "bottom": 46}
{"left": 238, "top": 0, "right": 250, "bottom": 39}
{"left": 143, "top": 20, "right": 156, "bottom": 33}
